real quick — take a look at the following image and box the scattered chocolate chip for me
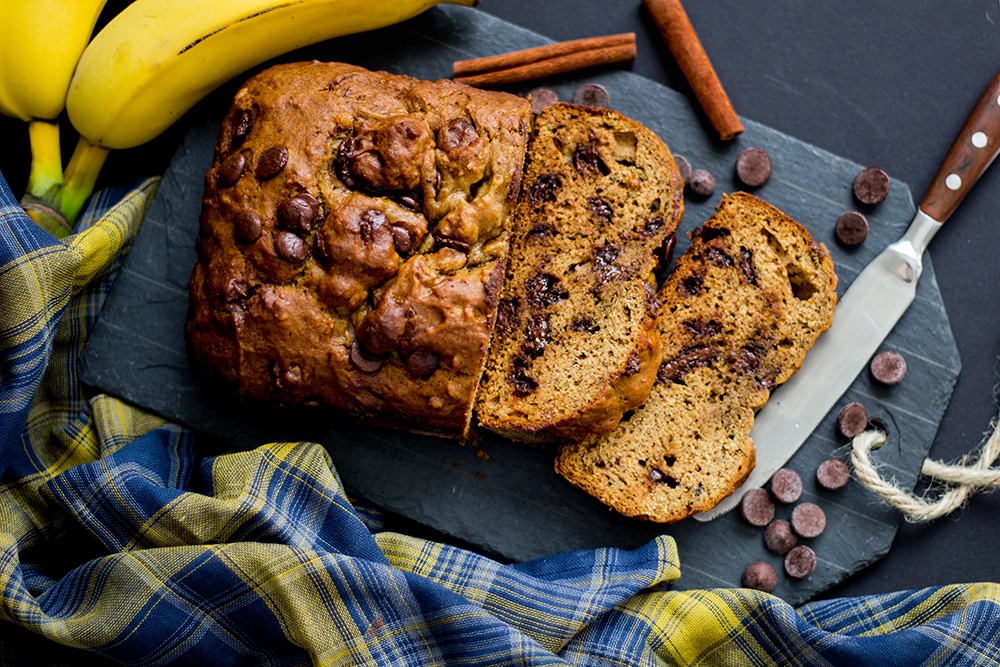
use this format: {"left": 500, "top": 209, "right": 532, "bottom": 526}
{"left": 741, "top": 562, "right": 777, "bottom": 593}
{"left": 835, "top": 211, "right": 869, "bottom": 247}
{"left": 679, "top": 270, "right": 705, "bottom": 296}
{"left": 589, "top": 196, "right": 614, "bottom": 224}
{"left": 853, "top": 167, "right": 890, "bottom": 205}
{"left": 528, "top": 87, "right": 559, "bottom": 114}
{"left": 572, "top": 82, "right": 610, "bottom": 108}
{"left": 277, "top": 193, "right": 320, "bottom": 233}
{"left": 334, "top": 137, "right": 360, "bottom": 188}
{"left": 735, "top": 147, "right": 773, "bottom": 187}
{"left": 673, "top": 155, "right": 692, "bottom": 183}
{"left": 434, "top": 235, "right": 471, "bottom": 254}
{"left": 740, "top": 488, "right": 776, "bottom": 527}
{"left": 691, "top": 226, "right": 731, "bottom": 242}
{"left": 255, "top": 146, "right": 288, "bottom": 180}
{"left": 784, "top": 545, "right": 817, "bottom": 579}
{"left": 764, "top": 519, "right": 797, "bottom": 555}
{"left": 349, "top": 339, "right": 384, "bottom": 373}
{"left": 817, "top": 459, "right": 851, "bottom": 491}
{"left": 641, "top": 215, "right": 664, "bottom": 238}
{"left": 274, "top": 230, "right": 308, "bottom": 263}
{"left": 687, "top": 169, "right": 715, "bottom": 197}
{"left": 770, "top": 468, "right": 803, "bottom": 504}
{"left": 525, "top": 272, "right": 567, "bottom": 308}
{"left": 573, "top": 143, "right": 611, "bottom": 177}
{"left": 705, "top": 246, "right": 734, "bottom": 268}
{"left": 509, "top": 364, "right": 538, "bottom": 396}
{"left": 837, "top": 402, "right": 869, "bottom": 438}
{"left": 657, "top": 345, "right": 716, "bottom": 384}
{"left": 232, "top": 211, "right": 262, "bottom": 244}
{"left": 528, "top": 174, "right": 562, "bottom": 207}
{"left": 392, "top": 225, "right": 414, "bottom": 255}
{"left": 217, "top": 151, "right": 247, "bottom": 188}
{"left": 522, "top": 314, "right": 551, "bottom": 358}
{"left": 871, "top": 350, "right": 906, "bottom": 385}
{"left": 231, "top": 109, "right": 252, "bottom": 148}
{"left": 357, "top": 210, "right": 387, "bottom": 243}
{"left": 496, "top": 299, "right": 519, "bottom": 333}
{"left": 662, "top": 233, "right": 676, "bottom": 266}
{"left": 624, "top": 350, "right": 642, "bottom": 376}
{"left": 570, "top": 316, "right": 599, "bottom": 333}
{"left": 527, "top": 223, "right": 557, "bottom": 238}
{"left": 790, "top": 502, "right": 826, "bottom": 538}
{"left": 439, "top": 117, "right": 480, "bottom": 153}
{"left": 398, "top": 194, "right": 421, "bottom": 212}
{"left": 682, "top": 318, "right": 722, "bottom": 337}
{"left": 739, "top": 246, "right": 758, "bottom": 286}
{"left": 407, "top": 350, "right": 439, "bottom": 379}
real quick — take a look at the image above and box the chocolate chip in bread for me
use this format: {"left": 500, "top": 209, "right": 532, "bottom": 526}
{"left": 555, "top": 193, "right": 837, "bottom": 522}
{"left": 475, "top": 103, "right": 684, "bottom": 443}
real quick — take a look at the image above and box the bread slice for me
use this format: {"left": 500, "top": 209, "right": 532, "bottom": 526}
{"left": 555, "top": 193, "right": 837, "bottom": 522}
{"left": 474, "top": 103, "right": 684, "bottom": 443}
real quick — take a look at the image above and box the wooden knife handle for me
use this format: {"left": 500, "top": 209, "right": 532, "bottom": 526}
{"left": 920, "top": 70, "right": 1000, "bottom": 223}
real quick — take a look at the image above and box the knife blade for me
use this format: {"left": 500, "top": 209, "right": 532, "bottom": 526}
{"left": 695, "top": 69, "right": 1000, "bottom": 521}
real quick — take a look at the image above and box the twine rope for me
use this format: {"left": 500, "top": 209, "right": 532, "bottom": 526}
{"left": 850, "top": 416, "right": 1000, "bottom": 522}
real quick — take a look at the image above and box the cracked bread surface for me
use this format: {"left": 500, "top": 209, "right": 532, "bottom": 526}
{"left": 475, "top": 103, "right": 684, "bottom": 443}
{"left": 187, "top": 61, "right": 532, "bottom": 438}
{"left": 555, "top": 193, "right": 837, "bottom": 521}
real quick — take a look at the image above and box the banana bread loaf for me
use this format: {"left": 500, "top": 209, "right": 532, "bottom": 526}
{"left": 474, "top": 103, "right": 684, "bottom": 443}
{"left": 555, "top": 193, "right": 837, "bottom": 521}
{"left": 187, "top": 61, "right": 532, "bottom": 437}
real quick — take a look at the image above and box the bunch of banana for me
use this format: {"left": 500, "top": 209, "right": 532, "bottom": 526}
{"left": 59, "top": 0, "right": 480, "bottom": 224}
{"left": 0, "top": 0, "right": 107, "bottom": 236}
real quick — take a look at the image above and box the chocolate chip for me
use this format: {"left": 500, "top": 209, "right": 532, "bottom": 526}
{"left": 784, "top": 545, "right": 817, "bottom": 579}
{"left": 853, "top": 167, "right": 890, "bottom": 205}
{"left": 358, "top": 209, "right": 387, "bottom": 243}
{"left": 817, "top": 459, "right": 851, "bottom": 491}
{"left": 528, "top": 174, "right": 562, "bottom": 207}
{"left": 837, "top": 402, "right": 869, "bottom": 438}
{"left": 233, "top": 211, "right": 262, "bottom": 244}
{"left": 334, "top": 137, "right": 359, "bottom": 188}
{"left": 572, "top": 82, "right": 610, "bottom": 108}
{"left": 434, "top": 236, "right": 470, "bottom": 254}
{"left": 392, "top": 225, "right": 414, "bottom": 255}
{"left": 624, "top": 350, "right": 642, "bottom": 376}
{"left": 589, "top": 196, "right": 613, "bottom": 224}
{"left": 522, "top": 314, "right": 551, "bottom": 358}
{"left": 217, "top": 151, "right": 247, "bottom": 187}
{"left": 657, "top": 345, "right": 716, "bottom": 384}
{"left": 528, "top": 87, "right": 558, "bottom": 114}
{"left": 662, "top": 233, "right": 676, "bottom": 266}
{"left": 735, "top": 147, "right": 772, "bottom": 187}
{"left": 764, "top": 519, "right": 797, "bottom": 555}
{"left": 673, "top": 155, "right": 692, "bottom": 183}
{"left": 256, "top": 145, "right": 288, "bottom": 180}
{"left": 834, "top": 211, "right": 869, "bottom": 247}
{"left": 770, "top": 468, "right": 802, "bottom": 504}
{"left": 740, "top": 488, "right": 776, "bottom": 527}
{"left": 741, "top": 562, "right": 777, "bottom": 593}
{"left": 687, "top": 169, "right": 715, "bottom": 197}
{"left": 407, "top": 350, "right": 439, "bottom": 379}
{"left": 679, "top": 270, "right": 705, "bottom": 296}
{"left": 573, "top": 144, "right": 610, "bottom": 177}
{"left": 277, "top": 193, "right": 320, "bottom": 233}
{"left": 705, "top": 246, "right": 734, "bottom": 268}
{"left": 682, "top": 318, "right": 722, "bottom": 337}
{"left": 871, "top": 350, "right": 906, "bottom": 385}
{"left": 790, "top": 502, "right": 826, "bottom": 539}
{"left": 274, "top": 230, "right": 307, "bottom": 263}
{"left": 349, "top": 339, "right": 384, "bottom": 373}
{"left": 274, "top": 363, "right": 302, "bottom": 390}
{"left": 739, "top": 246, "right": 759, "bottom": 286}
{"left": 398, "top": 194, "right": 420, "bottom": 212}
{"left": 641, "top": 215, "right": 664, "bottom": 238}
{"left": 509, "top": 364, "right": 538, "bottom": 396}
{"left": 231, "top": 109, "right": 252, "bottom": 148}
{"left": 525, "top": 272, "right": 567, "bottom": 308}
{"left": 527, "top": 223, "right": 557, "bottom": 238}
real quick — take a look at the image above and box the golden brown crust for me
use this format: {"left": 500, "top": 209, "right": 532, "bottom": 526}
{"left": 555, "top": 193, "right": 837, "bottom": 522}
{"left": 187, "top": 61, "right": 531, "bottom": 437}
{"left": 474, "top": 103, "right": 684, "bottom": 443}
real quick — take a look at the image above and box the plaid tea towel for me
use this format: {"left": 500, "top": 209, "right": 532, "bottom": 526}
{"left": 0, "top": 171, "right": 998, "bottom": 666}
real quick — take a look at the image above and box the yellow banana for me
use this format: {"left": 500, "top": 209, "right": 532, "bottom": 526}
{"left": 0, "top": 0, "right": 107, "bottom": 236}
{"left": 66, "top": 0, "right": 479, "bottom": 150}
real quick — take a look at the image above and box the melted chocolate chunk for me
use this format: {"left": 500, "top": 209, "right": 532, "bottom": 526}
{"left": 277, "top": 193, "right": 320, "bottom": 233}
{"left": 624, "top": 351, "right": 642, "bottom": 376}
{"left": 588, "top": 196, "right": 613, "bottom": 224}
{"left": 528, "top": 174, "right": 562, "bottom": 207}
{"left": 434, "top": 236, "right": 471, "bottom": 254}
{"left": 334, "top": 136, "right": 360, "bottom": 188}
{"left": 691, "top": 226, "right": 731, "bottom": 242}
{"left": 756, "top": 368, "right": 780, "bottom": 391}
{"left": 392, "top": 225, "right": 414, "bottom": 255}
{"left": 641, "top": 215, "right": 665, "bottom": 238}
{"left": 662, "top": 233, "right": 676, "bottom": 266}
{"left": 522, "top": 314, "right": 551, "bottom": 358}
{"left": 682, "top": 319, "right": 722, "bottom": 337}
{"left": 358, "top": 209, "right": 388, "bottom": 243}
{"left": 657, "top": 345, "right": 716, "bottom": 384}
{"left": 525, "top": 272, "right": 568, "bottom": 308}
{"left": 680, "top": 270, "right": 705, "bottom": 296}
{"left": 496, "top": 298, "right": 520, "bottom": 333}
{"left": 739, "top": 246, "right": 759, "bottom": 286}
{"left": 735, "top": 341, "right": 768, "bottom": 374}
{"left": 573, "top": 143, "right": 610, "bottom": 177}
{"left": 231, "top": 109, "right": 252, "bottom": 148}
{"left": 255, "top": 146, "right": 288, "bottom": 180}
{"left": 527, "top": 223, "right": 557, "bottom": 238}
{"left": 509, "top": 361, "right": 538, "bottom": 397}
{"left": 644, "top": 282, "right": 661, "bottom": 316}
{"left": 217, "top": 151, "right": 247, "bottom": 188}
{"left": 594, "top": 243, "right": 620, "bottom": 268}
{"left": 705, "top": 246, "right": 734, "bottom": 268}
{"left": 349, "top": 339, "right": 384, "bottom": 373}
{"left": 570, "top": 316, "right": 599, "bottom": 333}
{"left": 406, "top": 350, "right": 439, "bottom": 379}
{"left": 439, "top": 117, "right": 480, "bottom": 153}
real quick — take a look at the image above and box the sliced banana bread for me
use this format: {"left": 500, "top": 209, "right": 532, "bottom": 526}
{"left": 475, "top": 103, "right": 684, "bottom": 443}
{"left": 555, "top": 193, "right": 837, "bottom": 522}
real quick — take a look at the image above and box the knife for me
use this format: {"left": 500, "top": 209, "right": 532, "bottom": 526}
{"left": 695, "top": 69, "right": 1000, "bottom": 522}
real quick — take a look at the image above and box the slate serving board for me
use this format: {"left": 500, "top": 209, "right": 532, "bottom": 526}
{"left": 79, "top": 6, "right": 959, "bottom": 605}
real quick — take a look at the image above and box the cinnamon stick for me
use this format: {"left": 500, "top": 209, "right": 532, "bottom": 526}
{"left": 454, "top": 44, "right": 636, "bottom": 88}
{"left": 642, "top": 0, "right": 743, "bottom": 140}
{"left": 454, "top": 33, "right": 635, "bottom": 77}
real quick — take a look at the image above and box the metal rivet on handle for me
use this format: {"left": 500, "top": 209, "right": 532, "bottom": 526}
{"left": 946, "top": 173, "right": 962, "bottom": 191}
{"left": 972, "top": 131, "right": 988, "bottom": 148}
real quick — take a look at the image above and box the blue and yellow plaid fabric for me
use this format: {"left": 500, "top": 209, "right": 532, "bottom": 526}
{"left": 0, "top": 171, "right": 998, "bottom": 667}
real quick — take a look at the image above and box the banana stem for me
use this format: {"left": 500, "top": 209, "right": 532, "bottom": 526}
{"left": 26, "top": 120, "right": 64, "bottom": 203}
{"left": 60, "top": 136, "right": 110, "bottom": 224}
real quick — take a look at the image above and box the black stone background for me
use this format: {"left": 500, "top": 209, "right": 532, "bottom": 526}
{"left": 2, "top": 0, "right": 999, "bottom": 604}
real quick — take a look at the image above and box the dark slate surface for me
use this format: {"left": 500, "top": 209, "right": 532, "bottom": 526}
{"left": 79, "top": 6, "right": 959, "bottom": 605}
